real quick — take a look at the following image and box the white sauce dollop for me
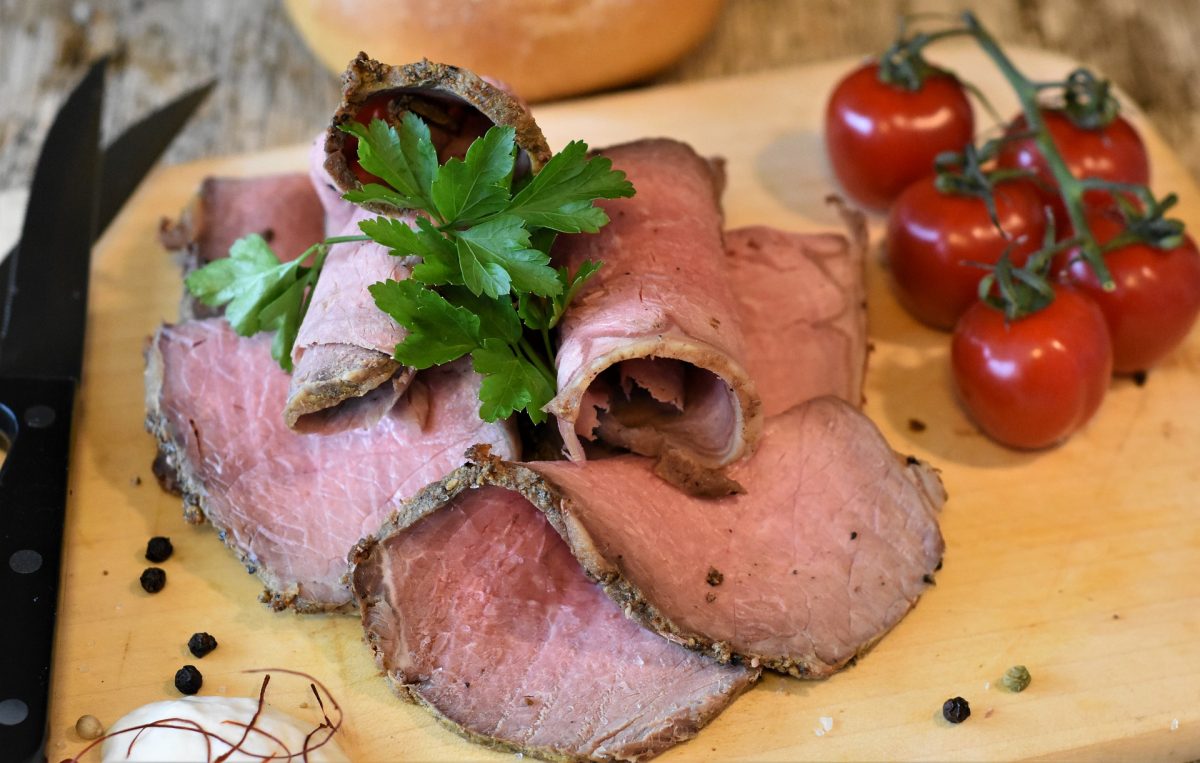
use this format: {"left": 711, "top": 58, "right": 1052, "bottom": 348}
{"left": 100, "top": 696, "right": 349, "bottom": 762}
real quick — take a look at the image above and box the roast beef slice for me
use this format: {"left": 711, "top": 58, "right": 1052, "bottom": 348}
{"left": 530, "top": 397, "right": 945, "bottom": 676}
{"left": 726, "top": 209, "right": 868, "bottom": 415}
{"left": 144, "top": 318, "right": 519, "bottom": 612}
{"left": 352, "top": 485, "right": 757, "bottom": 762}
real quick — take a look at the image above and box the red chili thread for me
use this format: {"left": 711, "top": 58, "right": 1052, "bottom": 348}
{"left": 59, "top": 668, "right": 344, "bottom": 763}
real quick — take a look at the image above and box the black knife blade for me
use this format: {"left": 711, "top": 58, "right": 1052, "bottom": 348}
{"left": 0, "top": 78, "right": 215, "bottom": 377}
{"left": 0, "top": 57, "right": 105, "bottom": 763}
{"left": 96, "top": 79, "right": 215, "bottom": 235}
{"left": 0, "top": 60, "right": 105, "bottom": 380}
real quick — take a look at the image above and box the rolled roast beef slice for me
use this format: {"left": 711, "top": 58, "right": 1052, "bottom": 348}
{"left": 285, "top": 205, "right": 415, "bottom": 433}
{"left": 145, "top": 319, "right": 519, "bottom": 612}
{"left": 352, "top": 486, "right": 757, "bottom": 762}
{"left": 322, "top": 55, "right": 552, "bottom": 211}
{"left": 522, "top": 398, "right": 944, "bottom": 677}
{"left": 547, "top": 139, "right": 762, "bottom": 474}
{"left": 726, "top": 216, "right": 868, "bottom": 415}
{"left": 159, "top": 174, "right": 325, "bottom": 320}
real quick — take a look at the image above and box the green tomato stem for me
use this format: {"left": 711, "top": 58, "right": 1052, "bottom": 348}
{"left": 962, "top": 11, "right": 1114, "bottom": 289}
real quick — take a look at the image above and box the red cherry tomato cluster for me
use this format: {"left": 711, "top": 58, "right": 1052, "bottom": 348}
{"left": 824, "top": 18, "right": 1200, "bottom": 450}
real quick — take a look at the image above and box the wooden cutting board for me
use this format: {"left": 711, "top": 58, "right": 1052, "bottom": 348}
{"left": 47, "top": 42, "right": 1200, "bottom": 761}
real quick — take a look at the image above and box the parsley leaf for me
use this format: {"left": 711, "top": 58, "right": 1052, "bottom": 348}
{"left": 185, "top": 234, "right": 306, "bottom": 336}
{"left": 506, "top": 141, "right": 635, "bottom": 232}
{"left": 341, "top": 182, "right": 413, "bottom": 211}
{"left": 455, "top": 215, "right": 560, "bottom": 298}
{"left": 471, "top": 339, "right": 555, "bottom": 424}
{"left": 340, "top": 115, "right": 437, "bottom": 211}
{"left": 184, "top": 234, "right": 330, "bottom": 371}
{"left": 369, "top": 279, "right": 481, "bottom": 368}
{"left": 258, "top": 277, "right": 308, "bottom": 372}
{"left": 431, "top": 125, "right": 515, "bottom": 225}
{"left": 443, "top": 287, "right": 523, "bottom": 345}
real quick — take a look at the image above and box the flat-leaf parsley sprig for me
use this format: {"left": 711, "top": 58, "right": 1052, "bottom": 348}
{"left": 185, "top": 113, "right": 633, "bottom": 425}
{"left": 347, "top": 114, "right": 634, "bottom": 423}
{"left": 185, "top": 232, "right": 365, "bottom": 371}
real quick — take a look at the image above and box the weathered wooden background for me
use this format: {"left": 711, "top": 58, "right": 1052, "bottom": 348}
{"left": 2, "top": 0, "right": 1199, "bottom": 192}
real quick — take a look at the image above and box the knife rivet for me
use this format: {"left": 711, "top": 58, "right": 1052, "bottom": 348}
{"left": 0, "top": 698, "right": 28, "bottom": 726}
{"left": 8, "top": 549, "right": 42, "bottom": 574}
{"left": 24, "top": 405, "right": 55, "bottom": 429}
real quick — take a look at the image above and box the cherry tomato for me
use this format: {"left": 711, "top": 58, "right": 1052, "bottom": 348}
{"left": 1056, "top": 208, "right": 1200, "bottom": 374}
{"left": 995, "top": 110, "right": 1149, "bottom": 227}
{"left": 887, "top": 178, "right": 1047, "bottom": 330}
{"left": 952, "top": 286, "right": 1112, "bottom": 449}
{"left": 825, "top": 62, "right": 975, "bottom": 210}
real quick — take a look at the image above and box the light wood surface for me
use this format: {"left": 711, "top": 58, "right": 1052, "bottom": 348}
{"left": 48, "top": 44, "right": 1200, "bottom": 762}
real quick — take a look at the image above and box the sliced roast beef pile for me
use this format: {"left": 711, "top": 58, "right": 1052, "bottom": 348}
{"left": 355, "top": 398, "right": 943, "bottom": 681}
{"left": 147, "top": 55, "right": 944, "bottom": 763}
{"left": 145, "top": 319, "right": 518, "bottom": 611}
{"left": 352, "top": 485, "right": 757, "bottom": 760}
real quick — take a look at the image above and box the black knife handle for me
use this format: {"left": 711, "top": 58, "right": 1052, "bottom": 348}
{"left": 0, "top": 377, "right": 77, "bottom": 763}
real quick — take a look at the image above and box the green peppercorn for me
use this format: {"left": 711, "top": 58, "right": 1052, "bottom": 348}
{"left": 1002, "top": 665, "right": 1031, "bottom": 692}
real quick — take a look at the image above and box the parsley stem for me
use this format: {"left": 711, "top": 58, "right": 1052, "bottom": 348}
{"left": 323, "top": 234, "right": 372, "bottom": 244}
{"left": 540, "top": 326, "right": 554, "bottom": 365}
{"left": 518, "top": 335, "right": 557, "bottom": 389}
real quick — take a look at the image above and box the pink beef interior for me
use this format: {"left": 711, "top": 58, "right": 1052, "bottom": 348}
{"left": 292, "top": 206, "right": 415, "bottom": 368}
{"left": 189, "top": 174, "right": 325, "bottom": 265}
{"left": 579, "top": 361, "right": 740, "bottom": 466}
{"left": 148, "top": 319, "right": 518, "bottom": 610}
{"left": 532, "top": 398, "right": 945, "bottom": 675}
{"left": 356, "top": 486, "right": 755, "bottom": 761}
{"left": 726, "top": 226, "right": 867, "bottom": 414}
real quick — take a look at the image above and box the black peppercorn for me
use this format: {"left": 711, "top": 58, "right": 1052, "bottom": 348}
{"left": 942, "top": 696, "right": 971, "bottom": 723}
{"left": 139, "top": 567, "right": 166, "bottom": 594}
{"left": 174, "top": 665, "right": 203, "bottom": 695}
{"left": 145, "top": 536, "right": 173, "bottom": 563}
{"left": 188, "top": 632, "right": 218, "bottom": 658}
